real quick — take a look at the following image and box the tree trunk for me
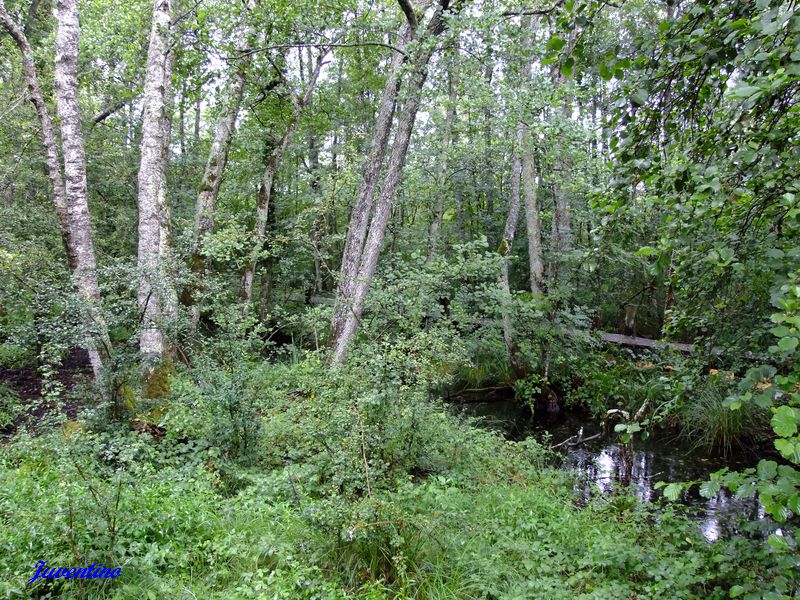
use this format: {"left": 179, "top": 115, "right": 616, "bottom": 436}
{"left": 498, "top": 121, "right": 525, "bottom": 374}
{"left": 239, "top": 52, "right": 325, "bottom": 310}
{"left": 482, "top": 51, "right": 495, "bottom": 219}
{"left": 550, "top": 53, "right": 573, "bottom": 286}
{"left": 330, "top": 4, "right": 450, "bottom": 365}
{"left": 137, "top": 0, "right": 176, "bottom": 370}
{"left": 187, "top": 10, "right": 255, "bottom": 329}
{"left": 522, "top": 139, "right": 544, "bottom": 294}
{"left": 54, "top": 0, "right": 111, "bottom": 382}
{"left": 426, "top": 48, "right": 458, "bottom": 261}
{"left": 0, "top": 0, "right": 113, "bottom": 385}
{"left": 330, "top": 23, "right": 412, "bottom": 343}
{"left": 0, "top": 1, "right": 74, "bottom": 270}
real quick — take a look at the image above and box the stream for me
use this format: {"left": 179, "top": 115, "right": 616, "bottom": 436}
{"left": 454, "top": 395, "right": 775, "bottom": 542}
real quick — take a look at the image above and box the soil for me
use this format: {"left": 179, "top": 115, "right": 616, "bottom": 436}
{"left": 0, "top": 347, "right": 92, "bottom": 440}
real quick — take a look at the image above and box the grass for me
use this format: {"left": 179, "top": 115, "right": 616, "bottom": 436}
{"left": 0, "top": 359, "right": 795, "bottom": 598}
{"left": 678, "top": 377, "right": 770, "bottom": 457}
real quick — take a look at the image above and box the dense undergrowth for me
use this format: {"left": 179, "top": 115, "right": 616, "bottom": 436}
{"left": 1, "top": 350, "right": 797, "bottom": 599}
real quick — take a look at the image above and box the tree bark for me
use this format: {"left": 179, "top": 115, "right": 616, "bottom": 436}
{"left": 522, "top": 138, "right": 544, "bottom": 294}
{"left": 426, "top": 48, "right": 458, "bottom": 261}
{"left": 0, "top": 0, "right": 74, "bottom": 270}
{"left": 0, "top": 0, "right": 112, "bottom": 385}
{"left": 330, "top": 22, "right": 412, "bottom": 343}
{"left": 498, "top": 120, "right": 525, "bottom": 373}
{"left": 330, "top": 3, "right": 451, "bottom": 365}
{"left": 550, "top": 53, "right": 573, "bottom": 286}
{"left": 239, "top": 51, "right": 325, "bottom": 310}
{"left": 186, "top": 8, "right": 255, "bottom": 330}
{"left": 137, "top": 0, "right": 176, "bottom": 369}
{"left": 54, "top": 0, "right": 111, "bottom": 382}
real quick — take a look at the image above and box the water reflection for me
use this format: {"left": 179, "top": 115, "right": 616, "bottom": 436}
{"left": 454, "top": 399, "right": 772, "bottom": 542}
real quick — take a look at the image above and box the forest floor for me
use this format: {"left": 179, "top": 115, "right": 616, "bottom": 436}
{"left": 0, "top": 348, "right": 91, "bottom": 440}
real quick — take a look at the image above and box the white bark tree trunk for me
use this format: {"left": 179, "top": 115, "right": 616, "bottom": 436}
{"left": 137, "top": 0, "right": 176, "bottom": 369}
{"left": 1, "top": 0, "right": 111, "bottom": 385}
{"left": 522, "top": 139, "right": 544, "bottom": 294}
{"left": 0, "top": 0, "right": 74, "bottom": 269}
{"left": 498, "top": 121, "right": 525, "bottom": 373}
{"left": 54, "top": 0, "right": 111, "bottom": 382}
{"left": 239, "top": 51, "right": 325, "bottom": 310}
{"left": 330, "top": 3, "right": 450, "bottom": 365}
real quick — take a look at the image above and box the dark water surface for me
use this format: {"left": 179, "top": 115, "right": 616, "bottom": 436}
{"left": 453, "top": 396, "right": 775, "bottom": 542}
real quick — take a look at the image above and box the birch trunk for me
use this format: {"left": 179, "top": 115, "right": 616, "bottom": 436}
{"left": 514, "top": 16, "right": 544, "bottom": 295}
{"left": 0, "top": 0, "right": 74, "bottom": 270}
{"left": 1, "top": 0, "right": 112, "bottom": 384}
{"left": 54, "top": 0, "right": 111, "bottom": 381}
{"left": 498, "top": 121, "right": 525, "bottom": 373}
{"left": 330, "top": 23, "right": 412, "bottom": 342}
{"left": 550, "top": 59, "right": 573, "bottom": 286}
{"left": 331, "top": 4, "right": 449, "bottom": 365}
{"left": 239, "top": 52, "right": 325, "bottom": 309}
{"left": 522, "top": 139, "right": 544, "bottom": 294}
{"left": 137, "top": 0, "right": 176, "bottom": 368}
{"left": 426, "top": 49, "right": 458, "bottom": 262}
{"left": 187, "top": 11, "right": 255, "bottom": 329}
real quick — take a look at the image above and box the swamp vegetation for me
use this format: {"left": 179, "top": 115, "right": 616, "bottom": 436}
{"left": 0, "top": 0, "right": 799, "bottom": 597}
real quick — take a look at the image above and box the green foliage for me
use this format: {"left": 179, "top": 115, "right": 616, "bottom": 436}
{"left": 566, "top": 350, "right": 674, "bottom": 418}
{"left": 0, "top": 383, "right": 20, "bottom": 430}
{"left": 1, "top": 355, "right": 796, "bottom": 598}
{"left": 679, "top": 376, "right": 769, "bottom": 456}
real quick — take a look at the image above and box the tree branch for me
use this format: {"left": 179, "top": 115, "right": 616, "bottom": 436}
{"left": 91, "top": 95, "right": 138, "bottom": 125}
{"left": 227, "top": 41, "right": 407, "bottom": 61}
{"left": 397, "top": 0, "right": 418, "bottom": 31}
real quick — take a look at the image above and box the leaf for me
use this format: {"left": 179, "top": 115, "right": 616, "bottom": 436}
{"left": 778, "top": 336, "right": 798, "bottom": 352}
{"left": 729, "top": 585, "right": 745, "bottom": 598}
{"left": 757, "top": 460, "right": 778, "bottom": 480}
{"left": 770, "top": 326, "right": 791, "bottom": 337}
{"left": 663, "top": 482, "right": 682, "bottom": 501}
{"left": 699, "top": 480, "right": 720, "bottom": 498}
{"left": 767, "top": 533, "right": 789, "bottom": 550}
{"left": 730, "top": 84, "right": 761, "bottom": 99}
{"left": 771, "top": 406, "right": 798, "bottom": 438}
{"left": 631, "top": 88, "right": 649, "bottom": 106}
{"left": 561, "top": 57, "right": 574, "bottom": 79}
{"left": 547, "top": 35, "right": 566, "bottom": 52}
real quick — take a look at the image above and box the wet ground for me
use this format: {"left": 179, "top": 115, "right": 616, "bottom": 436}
{"left": 453, "top": 395, "right": 775, "bottom": 542}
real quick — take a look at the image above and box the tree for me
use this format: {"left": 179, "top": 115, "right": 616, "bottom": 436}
{"left": 186, "top": 2, "right": 257, "bottom": 331}
{"left": 239, "top": 48, "right": 327, "bottom": 310}
{"left": 54, "top": 0, "right": 111, "bottom": 382}
{"left": 0, "top": 0, "right": 111, "bottom": 386}
{"left": 137, "top": 0, "right": 177, "bottom": 371}
{"left": 330, "top": 0, "right": 457, "bottom": 365}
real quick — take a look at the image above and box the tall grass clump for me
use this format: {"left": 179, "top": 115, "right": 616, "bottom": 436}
{"left": 678, "top": 375, "right": 769, "bottom": 456}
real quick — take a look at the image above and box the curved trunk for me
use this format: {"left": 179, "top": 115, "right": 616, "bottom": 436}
{"left": 0, "top": 1, "right": 73, "bottom": 269}
{"left": 239, "top": 51, "right": 325, "bottom": 310}
{"left": 188, "top": 12, "right": 255, "bottom": 331}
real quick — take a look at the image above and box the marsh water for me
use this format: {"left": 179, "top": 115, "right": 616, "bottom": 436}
{"left": 453, "top": 395, "right": 774, "bottom": 542}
